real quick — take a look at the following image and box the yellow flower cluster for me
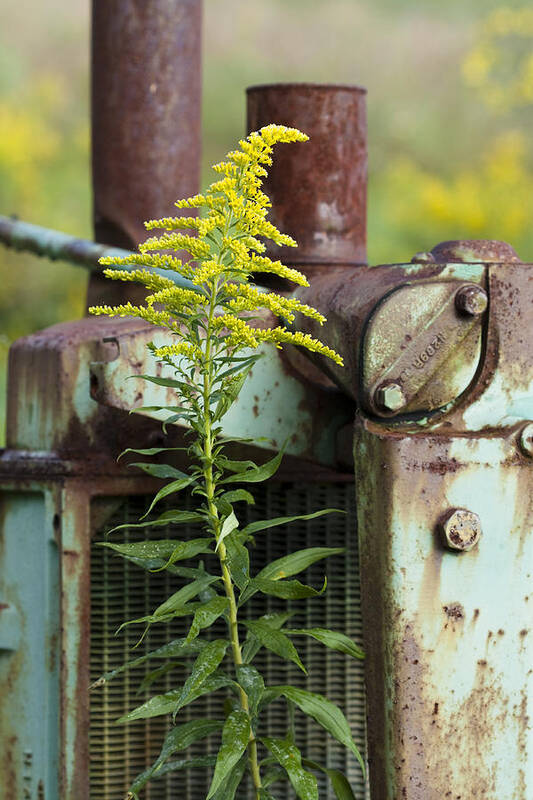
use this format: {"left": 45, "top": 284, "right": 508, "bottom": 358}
{"left": 90, "top": 124, "right": 343, "bottom": 368}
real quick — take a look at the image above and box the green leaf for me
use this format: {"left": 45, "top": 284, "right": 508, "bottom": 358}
{"left": 129, "top": 719, "right": 223, "bottom": 793}
{"left": 243, "top": 620, "right": 306, "bottom": 674}
{"left": 150, "top": 539, "right": 214, "bottom": 572}
{"left": 209, "top": 756, "right": 248, "bottom": 800}
{"left": 257, "top": 547, "right": 344, "bottom": 581}
{"left": 90, "top": 638, "right": 204, "bottom": 686}
{"left": 129, "top": 756, "right": 217, "bottom": 796}
{"left": 129, "top": 462, "right": 189, "bottom": 480}
{"left": 175, "top": 639, "right": 229, "bottom": 712}
{"left": 217, "top": 510, "right": 239, "bottom": 549}
{"left": 213, "top": 370, "right": 250, "bottom": 421}
{"left": 186, "top": 597, "right": 228, "bottom": 642}
{"left": 273, "top": 687, "right": 365, "bottom": 775}
{"left": 107, "top": 508, "right": 204, "bottom": 534}
{"left": 224, "top": 531, "right": 250, "bottom": 592}
{"left": 303, "top": 759, "right": 357, "bottom": 800}
{"left": 236, "top": 664, "right": 264, "bottom": 716}
{"left": 218, "top": 456, "right": 257, "bottom": 473}
{"left": 154, "top": 575, "right": 220, "bottom": 618}
{"left": 136, "top": 661, "right": 183, "bottom": 694}
{"left": 140, "top": 475, "right": 196, "bottom": 518}
{"left": 220, "top": 489, "right": 255, "bottom": 505}
{"left": 241, "top": 612, "right": 293, "bottom": 663}
{"left": 285, "top": 629, "right": 364, "bottom": 660}
{"left": 207, "top": 710, "right": 251, "bottom": 799}
{"left": 97, "top": 538, "right": 210, "bottom": 563}
{"left": 118, "top": 446, "right": 186, "bottom": 459}
{"left": 241, "top": 576, "right": 327, "bottom": 603}
{"left": 132, "top": 373, "right": 194, "bottom": 392}
{"left": 118, "top": 673, "right": 233, "bottom": 722}
{"left": 220, "top": 450, "right": 283, "bottom": 485}
{"left": 241, "top": 508, "right": 343, "bottom": 537}
{"left": 262, "top": 737, "right": 318, "bottom": 800}
{"left": 262, "top": 766, "right": 286, "bottom": 789}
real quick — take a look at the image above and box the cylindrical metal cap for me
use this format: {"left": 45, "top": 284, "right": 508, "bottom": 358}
{"left": 247, "top": 83, "right": 367, "bottom": 267}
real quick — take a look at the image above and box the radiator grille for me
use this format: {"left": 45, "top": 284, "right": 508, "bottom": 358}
{"left": 90, "top": 481, "right": 366, "bottom": 799}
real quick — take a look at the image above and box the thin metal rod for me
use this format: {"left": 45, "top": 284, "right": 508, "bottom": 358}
{"left": 0, "top": 215, "right": 195, "bottom": 290}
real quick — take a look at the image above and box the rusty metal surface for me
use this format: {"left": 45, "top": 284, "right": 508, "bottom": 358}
{"left": 363, "top": 279, "right": 486, "bottom": 418}
{"left": 354, "top": 421, "right": 533, "bottom": 799}
{"left": 89, "top": 0, "right": 202, "bottom": 307}
{"left": 89, "top": 316, "right": 354, "bottom": 468}
{"left": 247, "top": 83, "right": 367, "bottom": 271}
{"left": 430, "top": 239, "right": 522, "bottom": 264}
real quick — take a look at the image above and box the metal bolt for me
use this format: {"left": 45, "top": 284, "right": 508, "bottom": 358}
{"left": 375, "top": 382, "right": 406, "bottom": 413}
{"left": 439, "top": 508, "right": 482, "bottom": 552}
{"left": 455, "top": 285, "right": 488, "bottom": 317}
{"left": 519, "top": 423, "right": 533, "bottom": 457}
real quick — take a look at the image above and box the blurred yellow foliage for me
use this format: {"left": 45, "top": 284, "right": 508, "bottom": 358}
{"left": 377, "top": 130, "right": 533, "bottom": 261}
{"left": 463, "top": 6, "right": 533, "bottom": 111}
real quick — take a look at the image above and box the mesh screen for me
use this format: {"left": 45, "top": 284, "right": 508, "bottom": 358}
{"left": 89, "top": 481, "right": 366, "bottom": 799}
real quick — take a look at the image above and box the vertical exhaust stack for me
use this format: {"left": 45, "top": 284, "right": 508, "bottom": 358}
{"left": 247, "top": 83, "right": 367, "bottom": 273}
{"left": 89, "top": 0, "right": 203, "bottom": 307}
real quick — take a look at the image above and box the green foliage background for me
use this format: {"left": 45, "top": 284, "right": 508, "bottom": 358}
{"left": 2, "top": 0, "right": 533, "bottom": 443}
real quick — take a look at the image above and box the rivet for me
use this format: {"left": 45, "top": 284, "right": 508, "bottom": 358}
{"left": 455, "top": 285, "right": 488, "bottom": 317}
{"left": 519, "top": 423, "right": 533, "bottom": 458}
{"left": 374, "top": 382, "right": 406, "bottom": 413}
{"left": 439, "top": 508, "right": 482, "bottom": 552}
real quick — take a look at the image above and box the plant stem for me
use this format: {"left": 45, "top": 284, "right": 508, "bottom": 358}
{"left": 201, "top": 276, "right": 262, "bottom": 799}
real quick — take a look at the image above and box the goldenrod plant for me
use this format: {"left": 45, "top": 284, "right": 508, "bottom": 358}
{"left": 90, "top": 125, "right": 364, "bottom": 800}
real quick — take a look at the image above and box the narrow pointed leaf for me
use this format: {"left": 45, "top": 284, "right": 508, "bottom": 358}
{"left": 236, "top": 664, "right": 265, "bottom": 716}
{"left": 154, "top": 575, "right": 220, "bottom": 618}
{"left": 97, "top": 538, "right": 210, "bottom": 562}
{"left": 90, "top": 638, "right": 204, "bottom": 686}
{"left": 133, "top": 373, "right": 194, "bottom": 392}
{"left": 129, "top": 719, "right": 223, "bottom": 793}
{"left": 220, "top": 450, "right": 283, "bottom": 484}
{"left": 285, "top": 629, "right": 364, "bottom": 660}
{"left": 210, "top": 755, "right": 248, "bottom": 800}
{"left": 118, "top": 673, "right": 234, "bottom": 723}
{"left": 129, "top": 756, "right": 217, "bottom": 797}
{"left": 241, "top": 576, "right": 327, "bottom": 603}
{"left": 186, "top": 597, "right": 228, "bottom": 642}
{"left": 107, "top": 508, "right": 204, "bottom": 534}
{"left": 262, "top": 737, "right": 318, "bottom": 800}
{"left": 217, "top": 510, "right": 239, "bottom": 549}
{"left": 274, "top": 687, "right": 365, "bottom": 775}
{"left": 207, "top": 711, "right": 250, "bottom": 799}
{"left": 241, "top": 612, "right": 293, "bottom": 664}
{"left": 150, "top": 539, "right": 214, "bottom": 572}
{"left": 243, "top": 620, "right": 306, "bottom": 674}
{"left": 223, "top": 531, "right": 250, "bottom": 591}
{"left": 175, "top": 639, "right": 229, "bottom": 712}
{"left": 136, "top": 661, "right": 183, "bottom": 694}
{"left": 241, "top": 508, "right": 343, "bottom": 537}
{"left": 257, "top": 547, "right": 344, "bottom": 581}
{"left": 302, "top": 760, "right": 357, "bottom": 800}
{"left": 118, "top": 446, "right": 187, "bottom": 459}
{"left": 220, "top": 489, "right": 255, "bottom": 505}
{"left": 141, "top": 475, "right": 196, "bottom": 518}
{"left": 129, "top": 462, "right": 189, "bottom": 480}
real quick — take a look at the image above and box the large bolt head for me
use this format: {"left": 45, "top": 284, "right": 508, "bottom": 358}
{"left": 519, "top": 423, "right": 533, "bottom": 458}
{"left": 439, "top": 508, "right": 482, "bottom": 552}
{"left": 455, "top": 285, "right": 488, "bottom": 316}
{"left": 375, "top": 382, "right": 406, "bottom": 413}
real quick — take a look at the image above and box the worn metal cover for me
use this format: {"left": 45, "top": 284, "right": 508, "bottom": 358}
{"left": 89, "top": 482, "right": 367, "bottom": 800}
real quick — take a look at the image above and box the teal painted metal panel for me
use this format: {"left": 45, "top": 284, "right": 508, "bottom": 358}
{"left": 0, "top": 490, "right": 60, "bottom": 798}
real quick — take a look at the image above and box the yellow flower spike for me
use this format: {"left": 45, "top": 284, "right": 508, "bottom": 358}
{"left": 90, "top": 124, "right": 341, "bottom": 368}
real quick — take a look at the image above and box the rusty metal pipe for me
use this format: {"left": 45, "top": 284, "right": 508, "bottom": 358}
{"left": 247, "top": 83, "right": 367, "bottom": 270}
{"left": 89, "top": 0, "right": 203, "bottom": 307}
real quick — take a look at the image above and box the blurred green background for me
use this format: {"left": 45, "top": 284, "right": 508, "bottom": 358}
{"left": 2, "top": 0, "right": 533, "bottom": 443}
